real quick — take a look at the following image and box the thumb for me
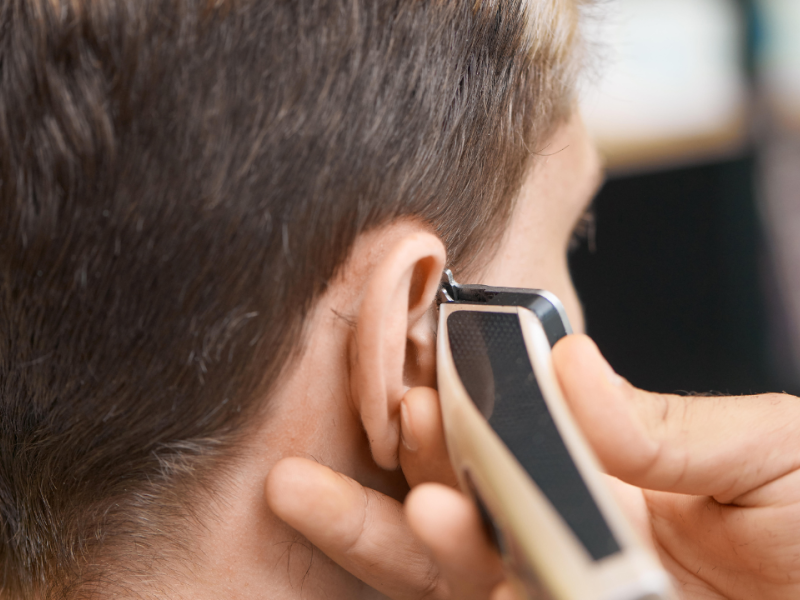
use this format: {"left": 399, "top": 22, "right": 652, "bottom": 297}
{"left": 552, "top": 335, "right": 800, "bottom": 504}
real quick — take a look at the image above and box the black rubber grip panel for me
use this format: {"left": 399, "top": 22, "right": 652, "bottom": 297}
{"left": 451, "top": 286, "right": 569, "bottom": 347}
{"left": 447, "top": 310, "right": 620, "bottom": 562}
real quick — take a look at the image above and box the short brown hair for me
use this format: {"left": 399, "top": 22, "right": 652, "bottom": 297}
{"left": 0, "top": 0, "right": 584, "bottom": 596}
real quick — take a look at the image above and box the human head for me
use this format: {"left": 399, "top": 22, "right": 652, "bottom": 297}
{"left": 0, "top": 0, "right": 590, "bottom": 597}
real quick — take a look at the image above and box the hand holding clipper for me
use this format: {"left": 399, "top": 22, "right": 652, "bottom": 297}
{"left": 436, "top": 271, "right": 675, "bottom": 600}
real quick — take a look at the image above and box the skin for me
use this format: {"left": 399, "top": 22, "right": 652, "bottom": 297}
{"left": 171, "top": 113, "right": 800, "bottom": 599}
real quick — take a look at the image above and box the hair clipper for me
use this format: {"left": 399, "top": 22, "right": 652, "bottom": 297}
{"left": 436, "top": 270, "right": 675, "bottom": 600}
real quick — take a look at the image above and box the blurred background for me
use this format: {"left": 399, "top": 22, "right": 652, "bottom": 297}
{"left": 571, "top": 0, "right": 800, "bottom": 396}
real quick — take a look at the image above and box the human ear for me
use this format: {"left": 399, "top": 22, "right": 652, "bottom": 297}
{"left": 351, "top": 228, "right": 446, "bottom": 470}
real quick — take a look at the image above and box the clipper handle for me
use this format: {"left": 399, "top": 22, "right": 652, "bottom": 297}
{"left": 437, "top": 303, "right": 674, "bottom": 600}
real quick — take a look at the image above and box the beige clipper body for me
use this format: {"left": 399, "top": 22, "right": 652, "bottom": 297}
{"left": 436, "top": 272, "right": 674, "bottom": 600}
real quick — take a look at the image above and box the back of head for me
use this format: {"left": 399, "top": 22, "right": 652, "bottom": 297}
{"left": 0, "top": 0, "right": 584, "bottom": 597}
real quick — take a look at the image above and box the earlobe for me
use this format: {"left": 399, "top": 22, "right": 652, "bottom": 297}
{"left": 351, "top": 228, "right": 445, "bottom": 470}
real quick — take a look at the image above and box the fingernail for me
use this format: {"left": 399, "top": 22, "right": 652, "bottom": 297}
{"left": 400, "top": 400, "right": 419, "bottom": 452}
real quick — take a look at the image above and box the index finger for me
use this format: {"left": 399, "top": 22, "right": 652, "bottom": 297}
{"left": 553, "top": 335, "right": 800, "bottom": 504}
{"left": 265, "top": 457, "right": 447, "bottom": 600}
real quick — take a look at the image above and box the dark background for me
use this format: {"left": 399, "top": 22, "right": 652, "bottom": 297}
{"left": 566, "top": 0, "right": 800, "bottom": 398}
{"left": 568, "top": 155, "right": 781, "bottom": 396}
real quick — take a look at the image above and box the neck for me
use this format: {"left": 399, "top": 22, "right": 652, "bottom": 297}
{"left": 165, "top": 304, "right": 407, "bottom": 599}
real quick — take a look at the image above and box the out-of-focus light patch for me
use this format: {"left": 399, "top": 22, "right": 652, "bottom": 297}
{"left": 757, "top": 0, "right": 800, "bottom": 128}
{"left": 754, "top": 2, "right": 800, "bottom": 387}
{"left": 580, "top": 0, "right": 747, "bottom": 173}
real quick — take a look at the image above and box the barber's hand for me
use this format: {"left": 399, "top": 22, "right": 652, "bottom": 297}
{"left": 265, "top": 385, "right": 512, "bottom": 599}
{"left": 554, "top": 335, "right": 800, "bottom": 599}
{"left": 266, "top": 333, "right": 800, "bottom": 600}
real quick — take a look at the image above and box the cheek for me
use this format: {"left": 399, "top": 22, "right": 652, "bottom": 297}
{"left": 466, "top": 116, "right": 599, "bottom": 335}
{"left": 475, "top": 240, "right": 585, "bottom": 335}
